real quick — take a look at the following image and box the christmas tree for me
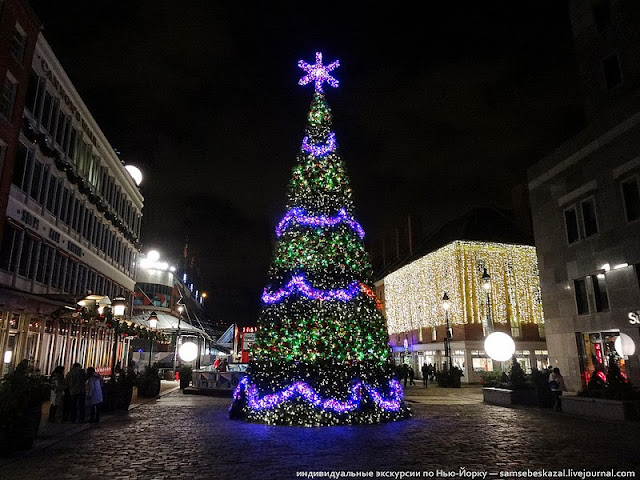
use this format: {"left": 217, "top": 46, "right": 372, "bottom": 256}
{"left": 230, "top": 52, "right": 410, "bottom": 426}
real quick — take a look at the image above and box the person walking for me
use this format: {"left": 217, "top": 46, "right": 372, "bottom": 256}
{"left": 408, "top": 366, "right": 416, "bottom": 386}
{"left": 402, "top": 363, "right": 409, "bottom": 387}
{"left": 85, "top": 367, "right": 104, "bottom": 423}
{"left": 421, "top": 363, "right": 429, "bottom": 388}
{"left": 548, "top": 367, "right": 567, "bottom": 412}
{"left": 66, "top": 363, "right": 86, "bottom": 423}
{"left": 48, "top": 366, "right": 65, "bottom": 422}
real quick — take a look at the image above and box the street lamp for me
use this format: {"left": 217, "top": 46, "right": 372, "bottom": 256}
{"left": 173, "top": 304, "right": 184, "bottom": 379}
{"left": 442, "top": 292, "right": 452, "bottom": 370}
{"left": 480, "top": 268, "right": 515, "bottom": 368}
{"left": 110, "top": 294, "right": 127, "bottom": 379}
{"left": 148, "top": 311, "right": 158, "bottom": 367}
{"left": 481, "top": 268, "right": 492, "bottom": 336}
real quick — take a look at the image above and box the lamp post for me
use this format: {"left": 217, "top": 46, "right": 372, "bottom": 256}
{"left": 173, "top": 304, "right": 183, "bottom": 379}
{"left": 110, "top": 294, "right": 127, "bottom": 379}
{"left": 480, "top": 268, "right": 515, "bottom": 369}
{"left": 148, "top": 311, "right": 158, "bottom": 367}
{"left": 481, "top": 268, "right": 493, "bottom": 336}
{"left": 442, "top": 292, "right": 452, "bottom": 371}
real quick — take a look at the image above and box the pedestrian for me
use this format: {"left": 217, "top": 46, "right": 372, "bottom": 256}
{"left": 213, "top": 357, "right": 221, "bottom": 371}
{"left": 548, "top": 367, "right": 567, "bottom": 412}
{"left": 402, "top": 363, "right": 409, "bottom": 387}
{"left": 48, "top": 365, "right": 65, "bottom": 423}
{"left": 219, "top": 358, "right": 228, "bottom": 372}
{"left": 408, "top": 366, "right": 416, "bottom": 386}
{"left": 85, "top": 367, "right": 104, "bottom": 423}
{"left": 421, "top": 363, "right": 429, "bottom": 388}
{"left": 66, "top": 362, "right": 86, "bottom": 423}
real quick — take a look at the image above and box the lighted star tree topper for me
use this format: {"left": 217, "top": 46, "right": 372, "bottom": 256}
{"left": 229, "top": 52, "right": 410, "bottom": 426}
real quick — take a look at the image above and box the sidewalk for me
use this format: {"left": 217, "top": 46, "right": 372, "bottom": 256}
{"left": 0, "top": 380, "right": 180, "bottom": 466}
{"left": 402, "top": 382, "right": 484, "bottom": 405}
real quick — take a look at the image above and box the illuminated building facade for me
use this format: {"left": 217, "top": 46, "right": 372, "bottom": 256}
{"left": 376, "top": 208, "right": 547, "bottom": 383}
{"left": 131, "top": 251, "right": 219, "bottom": 370}
{"left": 527, "top": 1, "right": 640, "bottom": 391}
{"left": 0, "top": 32, "right": 143, "bottom": 376}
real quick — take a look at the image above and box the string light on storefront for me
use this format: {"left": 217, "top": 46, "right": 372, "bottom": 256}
{"left": 383, "top": 241, "right": 544, "bottom": 335}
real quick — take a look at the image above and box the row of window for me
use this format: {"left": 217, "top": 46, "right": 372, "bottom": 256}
{"left": 0, "top": 222, "right": 125, "bottom": 298}
{"left": 12, "top": 144, "right": 136, "bottom": 274}
{"left": 24, "top": 69, "right": 141, "bottom": 235}
{"left": 563, "top": 175, "right": 640, "bottom": 245}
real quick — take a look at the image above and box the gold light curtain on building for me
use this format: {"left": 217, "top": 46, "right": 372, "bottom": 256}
{"left": 384, "top": 241, "right": 544, "bottom": 334}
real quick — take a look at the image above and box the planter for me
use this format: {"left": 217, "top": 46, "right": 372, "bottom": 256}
{"left": 562, "top": 395, "right": 640, "bottom": 421}
{"left": 0, "top": 403, "right": 42, "bottom": 455}
{"left": 483, "top": 387, "right": 537, "bottom": 406}
{"left": 137, "top": 377, "right": 161, "bottom": 398}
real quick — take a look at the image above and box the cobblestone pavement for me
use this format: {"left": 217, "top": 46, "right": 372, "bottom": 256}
{"left": 1, "top": 386, "right": 639, "bottom": 479}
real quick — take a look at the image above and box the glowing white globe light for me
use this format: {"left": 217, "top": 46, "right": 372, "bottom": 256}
{"left": 179, "top": 342, "right": 198, "bottom": 362}
{"left": 615, "top": 333, "right": 636, "bottom": 357}
{"left": 484, "top": 332, "right": 516, "bottom": 362}
{"left": 125, "top": 165, "right": 143, "bottom": 186}
{"left": 147, "top": 250, "right": 160, "bottom": 262}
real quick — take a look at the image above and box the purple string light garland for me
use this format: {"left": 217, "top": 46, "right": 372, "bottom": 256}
{"left": 275, "top": 208, "right": 365, "bottom": 238}
{"left": 232, "top": 376, "right": 404, "bottom": 413}
{"left": 301, "top": 132, "right": 337, "bottom": 157}
{"left": 262, "top": 273, "right": 361, "bottom": 304}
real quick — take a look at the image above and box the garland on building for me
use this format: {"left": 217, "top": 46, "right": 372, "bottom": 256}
{"left": 22, "top": 118, "right": 140, "bottom": 247}
{"left": 229, "top": 53, "right": 410, "bottom": 426}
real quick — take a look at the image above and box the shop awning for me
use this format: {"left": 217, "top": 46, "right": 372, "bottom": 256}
{"left": 129, "top": 311, "right": 212, "bottom": 341}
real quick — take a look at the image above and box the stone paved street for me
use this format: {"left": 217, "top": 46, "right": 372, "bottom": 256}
{"left": 1, "top": 386, "right": 639, "bottom": 479}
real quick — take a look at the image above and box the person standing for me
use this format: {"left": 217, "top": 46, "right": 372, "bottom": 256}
{"left": 548, "top": 367, "right": 567, "bottom": 412}
{"left": 421, "top": 363, "right": 429, "bottom": 388}
{"left": 48, "top": 366, "right": 65, "bottom": 422}
{"left": 85, "top": 367, "right": 104, "bottom": 423}
{"left": 66, "top": 363, "right": 86, "bottom": 423}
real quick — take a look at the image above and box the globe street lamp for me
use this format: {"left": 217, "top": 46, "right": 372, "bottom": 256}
{"left": 148, "top": 311, "right": 158, "bottom": 367}
{"left": 480, "top": 268, "right": 515, "bottom": 369}
{"left": 442, "top": 292, "right": 452, "bottom": 371}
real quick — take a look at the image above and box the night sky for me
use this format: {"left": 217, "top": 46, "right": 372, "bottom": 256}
{"left": 27, "top": 1, "right": 584, "bottom": 325}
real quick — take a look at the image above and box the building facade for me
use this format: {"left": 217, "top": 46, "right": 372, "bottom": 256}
{"left": 378, "top": 236, "right": 547, "bottom": 383}
{"left": 0, "top": 31, "right": 143, "bottom": 377}
{"left": 527, "top": 0, "right": 640, "bottom": 391}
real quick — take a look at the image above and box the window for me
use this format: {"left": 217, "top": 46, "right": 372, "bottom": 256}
{"left": 0, "top": 222, "right": 20, "bottom": 272}
{"left": 574, "top": 278, "right": 589, "bottom": 315}
{"left": 564, "top": 197, "right": 599, "bottom": 244}
{"left": 622, "top": 177, "right": 640, "bottom": 222}
{"left": 564, "top": 207, "right": 580, "bottom": 244}
{"left": 10, "top": 25, "right": 27, "bottom": 62}
{"left": 603, "top": 54, "right": 622, "bottom": 90}
{"left": 0, "top": 74, "right": 18, "bottom": 120}
{"left": 25, "top": 69, "right": 41, "bottom": 115}
{"left": 592, "top": 0, "right": 611, "bottom": 33}
{"left": 581, "top": 198, "right": 598, "bottom": 237}
{"left": 591, "top": 274, "right": 610, "bottom": 312}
